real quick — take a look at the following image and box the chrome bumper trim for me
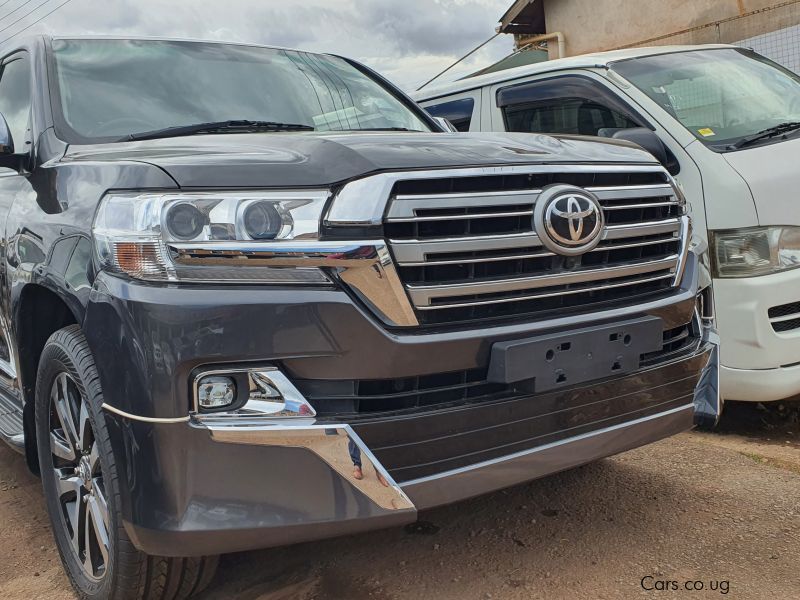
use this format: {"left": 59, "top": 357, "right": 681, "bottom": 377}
{"left": 201, "top": 422, "right": 415, "bottom": 513}
{"left": 401, "top": 403, "right": 696, "bottom": 510}
{"left": 169, "top": 241, "right": 418, "bottom": 327}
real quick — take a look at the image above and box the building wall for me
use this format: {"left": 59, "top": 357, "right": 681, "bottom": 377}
{"left": 528, "top": 0, "right": 786, "bottom": 57}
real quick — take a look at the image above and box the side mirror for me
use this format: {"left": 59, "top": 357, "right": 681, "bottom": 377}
{"left": 432, "top": 116, "right": 459, "bottom": 132}
{"left": 600, "top": 127, "right": 668, "bottom": 167}
{"left": 0, "top": 112, "right": 14, "bottom": 155}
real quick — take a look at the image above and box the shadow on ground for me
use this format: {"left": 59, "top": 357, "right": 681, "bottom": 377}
{"left": 715, "top": 399, "right": 800, "bottom": 447}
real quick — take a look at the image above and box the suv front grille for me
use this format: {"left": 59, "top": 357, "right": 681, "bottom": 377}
{"left": 384, "top": 168, "right": 685, "bottom": 326}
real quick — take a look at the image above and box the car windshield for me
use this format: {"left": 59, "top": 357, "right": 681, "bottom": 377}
{"left": 611, "top": 48, "right": 800, "bottom": 151}
{"left": 50, "top": 38, "right": 432, "bottom": 142}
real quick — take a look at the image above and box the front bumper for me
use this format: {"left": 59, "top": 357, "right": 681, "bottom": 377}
{"left": 714, "top": 269, "right": 800, "bottom": 401}
{"left": 103, "top": 342, "right": 718, "bottom": 557}
{"left": 87, "top": 252, "right": 718, "bottom": 557}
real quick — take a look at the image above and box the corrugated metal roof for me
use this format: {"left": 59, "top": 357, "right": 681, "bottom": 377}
{"left": 498, "top": 0, "right": 547, "bottom": 35}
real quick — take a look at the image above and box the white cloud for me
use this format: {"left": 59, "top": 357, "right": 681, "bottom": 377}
{"left": 8, "top": 0, "right": 514, "bottom": 90}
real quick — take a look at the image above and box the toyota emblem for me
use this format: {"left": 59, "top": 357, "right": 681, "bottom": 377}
{"left": 533, "top": 185, "right": 605, "bottom": 256}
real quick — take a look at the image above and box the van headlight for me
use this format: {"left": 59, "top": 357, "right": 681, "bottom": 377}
{"left": 93, "top": 190, "right": 333, "bottom": 283}
{"left": 712, "top": 227, "right": 800, "bottom": 278}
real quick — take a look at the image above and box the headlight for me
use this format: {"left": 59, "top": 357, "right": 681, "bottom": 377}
{"left": 93, "top": 190, "right": 332, "bottom": 283}
{"left": 712, "top": 227, "right": 800, "bottom": 278}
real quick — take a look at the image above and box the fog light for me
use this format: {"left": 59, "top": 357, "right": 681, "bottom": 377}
{"left": 197, "top": 376, "right": 236, "bottom": 410}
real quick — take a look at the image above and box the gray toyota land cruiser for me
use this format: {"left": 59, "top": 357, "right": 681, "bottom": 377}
{"left": 0, "top": 35, "right": 719, "bottom": 599}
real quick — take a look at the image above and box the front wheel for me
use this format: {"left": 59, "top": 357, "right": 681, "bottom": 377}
{"left": 35, "top": 325, "right": 218, "bottom": 599}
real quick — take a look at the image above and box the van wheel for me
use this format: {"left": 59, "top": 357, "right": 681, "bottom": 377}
{"left": 35, "top": 325, "right": 218, "bottom": 599}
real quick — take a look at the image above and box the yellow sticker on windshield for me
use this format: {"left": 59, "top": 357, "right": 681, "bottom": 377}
{"left": 698, "top": 128, "right": 716, "bottom": 137}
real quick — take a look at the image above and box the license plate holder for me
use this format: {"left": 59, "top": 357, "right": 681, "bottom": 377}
{"left": 487, "top": 316, "right": 664, "bottom": 391}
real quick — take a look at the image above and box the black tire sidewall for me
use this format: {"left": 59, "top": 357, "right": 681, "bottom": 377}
{"left": 35, "top": 326, "right": 121, "bottom": 599}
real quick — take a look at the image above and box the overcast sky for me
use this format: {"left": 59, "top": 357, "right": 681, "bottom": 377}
{"left": 7, "top": 0, "right": 515, "bottom": 90}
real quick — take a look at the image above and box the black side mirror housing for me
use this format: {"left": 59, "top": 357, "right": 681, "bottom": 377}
{"left": 0, "top": 112, "right": 14, "bottom": 155}
{"left": 0, "top": 112, "right": 24, "bottom": 171}
{"left": 600, "top": 127, "right": 668, "bottom": 165}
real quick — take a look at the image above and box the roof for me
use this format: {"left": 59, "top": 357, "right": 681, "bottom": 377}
{"left": 414, "top": 44, "right": 735, "bottom": 101}
{"left": 4, "top": 34, "right": 306, "bottom": 55}
{"left": 498, "top": 0, "right": 546, "bottom": 35}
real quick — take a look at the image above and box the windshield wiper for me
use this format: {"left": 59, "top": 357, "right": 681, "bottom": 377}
{"left": 126, "top": 120, "right": 315, "bottom": 141}
{"left": 731, "top": 121, "right": 800, "bottom": 149}
{"left": 334, "top": 127, "right": 421, "bottom": 132}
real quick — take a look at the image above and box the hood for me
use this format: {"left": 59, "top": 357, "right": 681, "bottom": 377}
{"left": 723, "top": 135, "right": 800, "bottom": 226}
{"left": 61, "top": 131, "right": 656, "bottom": 189}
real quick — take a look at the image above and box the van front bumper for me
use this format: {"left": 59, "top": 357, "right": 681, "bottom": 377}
{"left": 714, "top": 269, "right": 800, "bottom": 401}
{"left": 103, "top": 342, "right": 718, "bottom": 557}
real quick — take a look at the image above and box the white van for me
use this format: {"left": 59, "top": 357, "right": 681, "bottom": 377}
{"left": 415, "top": 45, "right": 800, "bottom": 403}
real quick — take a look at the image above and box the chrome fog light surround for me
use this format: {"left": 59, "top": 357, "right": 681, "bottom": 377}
{"left": 192, "top": 366, "right": 316, "bottom": 418}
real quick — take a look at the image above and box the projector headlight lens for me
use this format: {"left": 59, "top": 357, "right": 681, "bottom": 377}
{"left": 166, "top": 202, "right": 207, "bottom": 240}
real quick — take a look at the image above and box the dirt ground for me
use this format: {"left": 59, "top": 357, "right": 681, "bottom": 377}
{"left": 1, "top": 402, "right": 798, "bottom": 600}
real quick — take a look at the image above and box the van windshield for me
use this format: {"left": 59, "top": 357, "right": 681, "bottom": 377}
{"left": 611, "top": 48, "right": 800, "bottom": 151}
{"left": 50, "top": 38, "right": 432, "bottom": 142}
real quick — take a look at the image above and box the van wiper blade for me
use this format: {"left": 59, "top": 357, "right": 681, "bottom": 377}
{"left": 731, "top": 121, "right": 800, "bottom": 149}
{"left": 126, "top": 120, "right": 315, "bottom": 141}
{"left": 335, "top": 127, "right": 420, "bottom": 132}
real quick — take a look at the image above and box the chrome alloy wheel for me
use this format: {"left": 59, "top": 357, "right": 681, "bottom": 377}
{"left": 48, "top": 372, "right": 110, "bottom": 581}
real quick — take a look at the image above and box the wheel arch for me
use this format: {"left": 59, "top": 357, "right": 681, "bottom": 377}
{"left": 14, "top": 282, "right": 83, "bottom": 472}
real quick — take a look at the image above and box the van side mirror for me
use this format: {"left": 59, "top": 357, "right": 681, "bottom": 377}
{"left": 433, "top": 116, "right": 459, "bottom": 132}
{"left": 0, "top": 112, "right": 24, "bottom": 171}
{"left": 0, "top": 112, "right": 14, "bottom": 155}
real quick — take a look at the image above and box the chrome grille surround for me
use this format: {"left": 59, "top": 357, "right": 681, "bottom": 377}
{"left": 338, "top": 164, "right": 690, "bottom": 327}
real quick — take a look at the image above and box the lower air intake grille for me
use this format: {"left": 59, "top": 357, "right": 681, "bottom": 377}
{"left": 769, "top": 301, "right": 800, "bottom": 333}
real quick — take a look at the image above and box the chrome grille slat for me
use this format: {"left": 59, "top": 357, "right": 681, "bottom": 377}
{"left": 389, "top": 218, "right": 680, "bottom": 264}
{"left": 407, "top": 256, "right": 679, "bottom": 307}
{"left": 390, "top": 232, "right": 543, "bottom": 264}
{"left": 416, "top": 273, "right": 676, "bottom": 311}
{"left": 399, "top": 234, "right": 680, "bottom": 267}
{"left": 386, "top": 184, "right": 676, "bottom": 220}
{"left": 587, "top": 184, "right": 676, "bottom": 200}
{"left": 381, "top": 166, "right": 685, "bottom": 326}
{"left": 388, "top": 191, "right": 539, "bottom": 219}
{"left": 602, "top": 219, "right": 681, "bottom": 240}
{"left": 602, "top": 201, "right": 678, "bottom": 211}
{"left": 387, "top": 209, "right": 534, "bottom": 223}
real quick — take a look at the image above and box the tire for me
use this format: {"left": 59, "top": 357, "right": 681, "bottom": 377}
{"left": 35, "top": 325, "right": 218, "bottom": 599}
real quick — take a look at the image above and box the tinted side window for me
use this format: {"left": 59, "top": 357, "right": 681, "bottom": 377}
{"left": 504, "top": 98, "right": 638, "bottom": 136}
{"left": 425, "top": 98, "right": 475, "bottom": 132}
{"left": 498, "top": 76, "right": 642, "bottom": 137}
{"left": 0, "top": 55, "right": 31, "bottom": 151}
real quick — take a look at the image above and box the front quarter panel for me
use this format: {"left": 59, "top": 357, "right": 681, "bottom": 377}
{"left": 6, "top": 159, "right": 178, "bottom": 345}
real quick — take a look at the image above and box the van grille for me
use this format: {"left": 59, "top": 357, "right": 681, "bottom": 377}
{"left": 384, "top": 169, "right": 685, "bottom": 326}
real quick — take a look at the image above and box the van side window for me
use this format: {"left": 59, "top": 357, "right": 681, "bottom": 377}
{"left": 0, "top": 54, "right": 32, "bottom": 152}
{"left": 425, "top": 98, "right": 475, "bottom": 132}
{"left": 498, "top": 75, "right": 642, "bottom": 137}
